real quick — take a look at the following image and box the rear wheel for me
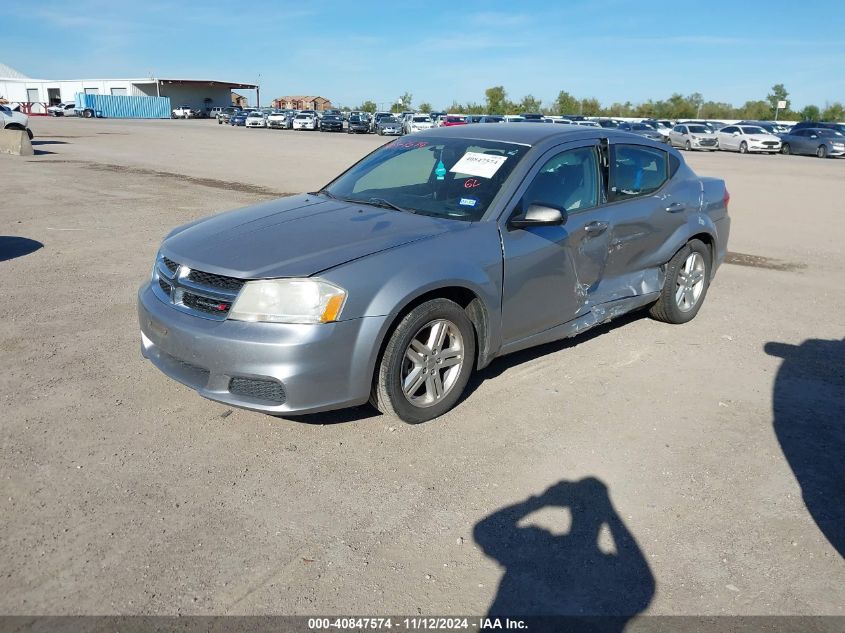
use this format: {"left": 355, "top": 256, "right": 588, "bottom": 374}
{"left": 370, "top": 299, "right": 476, "bottom": 424}
{"left": 739, "top": 141, "right": 748, "bottom": 154}
{"left": 649, "top": 239, "right": 711, "bottom": 324}
{"left": 817, "top": 145, "right": 828, "bottom": 159}
{"left": 782, "top": 143, "right": 790, "bottom": 155}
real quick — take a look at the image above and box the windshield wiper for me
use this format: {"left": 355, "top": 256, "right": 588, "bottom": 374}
{"left": 366, "top": 197, "right": 417, "bottom": 214}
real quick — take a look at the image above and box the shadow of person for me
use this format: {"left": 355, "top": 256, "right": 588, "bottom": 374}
{"left": 474, "top": 478, "right": 654, "bottom": 631}
{"left": 765, "top": 338, "right": 845, "bottom": 558}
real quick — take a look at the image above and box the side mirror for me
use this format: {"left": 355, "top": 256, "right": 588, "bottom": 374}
{"left": 510, "top": 204, "right": 567, "bottom": 229}
{"left": 810, "top": 135, "right": 818, "bottom": 139}
{"left": 733, "top": 131, "right": 740, "bottom": 136}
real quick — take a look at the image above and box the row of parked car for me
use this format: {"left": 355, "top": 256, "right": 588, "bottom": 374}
{"left": 212, "top": 105, "right": 845, "bottom": 158}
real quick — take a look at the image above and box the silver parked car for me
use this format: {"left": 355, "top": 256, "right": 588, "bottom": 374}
{"left": 779, "top": 128, "right": 845, "bottom": 158}
{"left": 138, "top": 126, "right": 731, "bottom": 423}
{"left": 669, "top": 124, "right": 719, "bottom": 151}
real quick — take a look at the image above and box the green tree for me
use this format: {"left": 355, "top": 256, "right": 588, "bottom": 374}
{"left": 517, "top": 94, "right": 542, "bottom": 113}
{"left": 447, "top": 100, "right": 466, "bottom": 114}
{"left": 357, "top": 100, "right": 377, "bottom": 113}
{"left": 800, "top": 104, "right": 821, "bottom": 121}
{"left": 767, "top": 84, "right": 790, "bottom": 117}
{"left": 554, "top": 90, "right": 580, "bottom": 115}
{"left": 418, "top": 102, "right": 432, "bottom": 113}
{"left": 740, "top": 100, "right": 773, "bottom": 120}
{"left": 465, "top": 102, "right": 486, "bottom": 114}
{"left": 821, "top": 102, "right": 845, "bottom": 121}
{"left": 580, "top": 97, "right": 601, "bottom": 116}
{"left": 700, "top": 101, "right": 736, "bottom": 120}
{"left": 485, "top": 86, "right": 509, "bottom": 114}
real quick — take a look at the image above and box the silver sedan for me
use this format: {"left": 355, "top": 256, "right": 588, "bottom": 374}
{"left": 139, "top": 126, "right": 730, "bottom": 422}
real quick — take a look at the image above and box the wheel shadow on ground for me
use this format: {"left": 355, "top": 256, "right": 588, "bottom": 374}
{"left": 765, "top": 338, "right": 845, "bottom": 558}
{"left": 31, "top": 140, "right": 69, "bottom": 145}
{"left": 474, "top": 477, "right": 655, "bottom": 631}
{"left": 0, "top": 236, "right": 44, "bottom": 262}
{"left": 282, "top": 310, "right": 648, "bottom": 426}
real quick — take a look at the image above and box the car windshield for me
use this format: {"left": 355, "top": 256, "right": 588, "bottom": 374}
{"left": 688, "top": 125, "right": 709, "bottom": 133}
{"left": 413, "top": 116, "right": 431, "bottom": 122}
{"left": 248, "top": 112, "right": 262, "bottom": 117}
{"left": 631, "top": 124, "right": 651, "bottom": 130}
{"left": 382, "top": 117, "right": 399, "bottom": 123}
{"left": 322, "top": 137, "right": 530, "bottom": 221}
{"left": 484, "top": 117, "right": 503, "bottom": 123}
{"left": 741, "top": 126, "right": 766, "bottom": 135}
{"left": 296, "top": 114, "right": 310, "bottom": 119}
{"left": 446, "top": 117, "right": 466, "bottom": 122}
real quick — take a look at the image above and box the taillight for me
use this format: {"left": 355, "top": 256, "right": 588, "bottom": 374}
{"left": 723, "top": 188, "right": 730, "bottom": 209}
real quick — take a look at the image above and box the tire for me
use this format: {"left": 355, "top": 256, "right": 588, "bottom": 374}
{"left": 685, "top": 140, "right": 692, "bottom": 151}
{"left": 378, "top": 128, "right": 383, "bottom": 135}
{"left": 782, "top": 143, "right": 790, "bottom": 155}
{"left": 83, "top": 109, "right": 93, "bottom": 118}
{"left": 649, "top": 239, "right": 711, "bottom": 325}
{"left": 739, "top": 141, "right": 748, "bottom": 154}
{"left": 817, "top": 145, "right": 828, "bottom": 159}
{"left": 26, "top": 128, "right": 33, "bottom": 140}
{"left": 370, "top": 298, "right": 476, "bottom": 424}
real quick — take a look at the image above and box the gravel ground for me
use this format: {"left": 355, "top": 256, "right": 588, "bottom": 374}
{"left": 1, "top": 117, "right": 843, "bottom": 617}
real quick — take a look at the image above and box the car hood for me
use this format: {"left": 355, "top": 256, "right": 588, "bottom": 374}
{"left": 161, "top": 194, "right": 464, "bottom": 279}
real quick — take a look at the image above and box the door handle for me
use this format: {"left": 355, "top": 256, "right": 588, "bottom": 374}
{"left": 584, "top": 221, "right": 609, "bottom": 235}
{"left": 664, "top": 202, "right": 686, "bottom": 213}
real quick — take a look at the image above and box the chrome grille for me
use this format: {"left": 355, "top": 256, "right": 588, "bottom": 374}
{"left": 229, "top": 377, "right": 286, "bottom": 404}
{"left": 152, "top": 254, "right": 243, "bottom": 321}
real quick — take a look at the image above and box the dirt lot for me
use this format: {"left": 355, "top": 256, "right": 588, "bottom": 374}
{"left": 1, "top": 117, "right": 843, "bottom": 617}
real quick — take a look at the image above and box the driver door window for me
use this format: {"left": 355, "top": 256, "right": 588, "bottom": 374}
{"left": 522, "top": 146, "right": 599, "bottom": 213}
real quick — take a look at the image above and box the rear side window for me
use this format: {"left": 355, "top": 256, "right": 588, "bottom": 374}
{"left": 609, "top": 145, "right": 668, "bottom": 202}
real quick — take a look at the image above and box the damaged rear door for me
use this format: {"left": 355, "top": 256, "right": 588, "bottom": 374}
{"left": 499, "top": 142, "right": 613, "bottom": 344}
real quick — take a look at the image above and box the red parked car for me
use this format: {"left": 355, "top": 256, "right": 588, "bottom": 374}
{"left": 441, "top": 115, "right": 467, "bottom": 127}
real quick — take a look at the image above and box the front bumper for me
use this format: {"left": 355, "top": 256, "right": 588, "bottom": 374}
{"left": 748, "top": 142, "right": 781, "bottom": 152}
{"left": 138, "top": 284, "right": 387, "bottom": 415}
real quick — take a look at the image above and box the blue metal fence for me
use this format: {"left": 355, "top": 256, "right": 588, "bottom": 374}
{"left": 75, "top": 93, "right": 171, "bottom": 119}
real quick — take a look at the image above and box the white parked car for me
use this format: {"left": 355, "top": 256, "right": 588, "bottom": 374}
{"left": 0, "top": 105, "right": 33, "bottom": 139}
{"left": 267, "top": 111, "right": 293, "bottom": 129}
{"left": 573, "top": 120, "right": 601, "bottom": 128}
{"left": 292, "top": 113, "right": 317, "bottom": 130}
{"left": 669, "top": 124, "right": 719, "bottom": 151}
{"left": 503, "top": 115, "right": 525, "bottom": 123}
{"left": 245, "top": 111, "right": 267, "bottom": 128}
{"left": 47, "top": 102, "right": 76, "bottom": 117}
{"left": 171, "top": 105, "right": 194, "bottom": 119}
{"left": 406, "top": 114, "right": 434, "bottom": 134}
{"left": 716, "top": 124, "right": 781, "bottom": 154}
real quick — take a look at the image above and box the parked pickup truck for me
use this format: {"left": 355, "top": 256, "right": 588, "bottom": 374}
{"left": 171, "top": 105, "right": 195, "bottom": 119}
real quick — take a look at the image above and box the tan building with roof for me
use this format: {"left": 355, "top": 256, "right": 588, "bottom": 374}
{"left": 272, "top": 95, "right": 332, "bottom": 111}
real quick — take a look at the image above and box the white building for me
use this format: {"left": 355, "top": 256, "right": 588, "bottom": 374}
{"left": 0, "top": 63, "right": 258, "bottom": 115}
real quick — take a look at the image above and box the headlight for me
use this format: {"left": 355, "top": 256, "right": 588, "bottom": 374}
{"left": 228, "top": 278, "right": 347, "bottom": 324}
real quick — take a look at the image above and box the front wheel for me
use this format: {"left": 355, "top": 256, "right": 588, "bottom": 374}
{"left": 739, "top": 141, "right": 748, "bottom": 154}
{"left": 685, "top": 140, "right": 692, "bottom": 151}
{"left": 817, "top": 145, "right": 828, "bottom": 159}
{"left": 370, "top": 299, "right": 476, "bottom": 424}
{"left": 649, "top": 239, "right": 711, "bottom": 324}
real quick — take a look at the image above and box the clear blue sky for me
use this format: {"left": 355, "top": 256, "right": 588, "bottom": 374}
{"left": 2, "top": 0, "right": 843, "bottom": 110}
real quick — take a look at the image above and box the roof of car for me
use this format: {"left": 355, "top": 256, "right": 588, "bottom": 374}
{"left": 419, "top": 122, "right": 633, "bottom": 146}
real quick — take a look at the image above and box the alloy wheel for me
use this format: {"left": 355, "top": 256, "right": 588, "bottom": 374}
{"left": 675, "top": 252, "right": 706, "bottom": 312}
{"left": 401, "top": 319, "right": 464, "bottom": 408}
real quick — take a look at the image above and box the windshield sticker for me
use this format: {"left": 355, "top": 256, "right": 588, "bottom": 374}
{"left": 449, "top": 152, "right": 508, "bottom": 179}
{"left": 459, "top": 197, "right": 478, "bottom": 207}
{"left": 388, "top": 140, "right": 429, "bottom": 149}
{"left": 435, "top": 160, "right": 447, "bottom": 180}
{"left": 464, "top": 178, "right": 482, "bottom": 189}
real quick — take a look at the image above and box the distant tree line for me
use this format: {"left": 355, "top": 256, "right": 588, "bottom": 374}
{"left": 355, "top": 84, "right": 844, "bottom": 121}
